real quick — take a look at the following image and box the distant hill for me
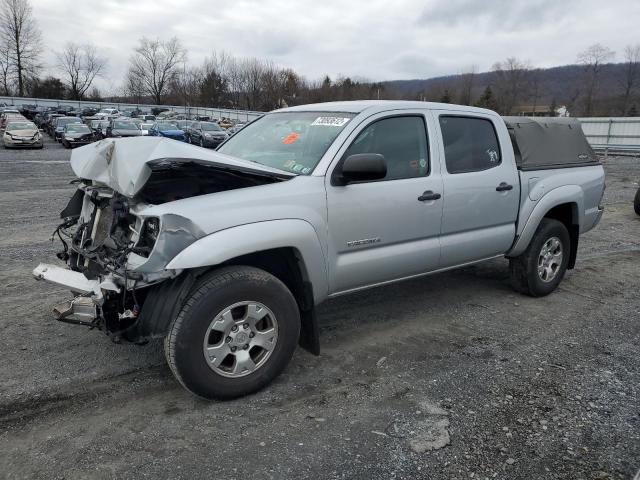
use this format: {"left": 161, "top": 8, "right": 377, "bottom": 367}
{"left": 382, "top": 63, "right": 636, "bottom": 116}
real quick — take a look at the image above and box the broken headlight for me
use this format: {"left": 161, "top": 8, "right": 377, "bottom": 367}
{"left": 134, "top": 217, "right": 160, "bottom": 256}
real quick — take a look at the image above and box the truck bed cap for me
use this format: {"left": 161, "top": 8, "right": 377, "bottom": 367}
{"left": 503, "top": 117, "right": 598, "bottom": 170}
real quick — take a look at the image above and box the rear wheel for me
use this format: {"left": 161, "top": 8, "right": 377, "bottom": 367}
{"left": 634, "top": 187, "right": 640, "bottom": 216}
{"left": 164, "top": 266, "right": 300, "bottom": 400}
{"left": 199, "top": 138, "right": 204, "bottom": 148}
{"left": 509, "top": 218, "right": 570, "bottom": 297}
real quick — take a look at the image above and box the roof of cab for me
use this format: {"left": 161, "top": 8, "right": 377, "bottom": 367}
{"left": 276, "top": 100, "right": 496, "bottom": 116}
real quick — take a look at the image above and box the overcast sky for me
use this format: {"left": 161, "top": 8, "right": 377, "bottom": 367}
{"left": 32, "top": 0, "right": 638, "bottom": 92}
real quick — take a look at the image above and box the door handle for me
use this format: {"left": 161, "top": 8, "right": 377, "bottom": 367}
{"left": 496, "top": 182, "right": 513, "bottom": 192}
{"left": 418, "top": 191, "right": 441, "bottom": 201}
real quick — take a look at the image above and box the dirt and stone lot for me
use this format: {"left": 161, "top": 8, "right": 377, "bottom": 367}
{"left": 0, "top": 136, "right": 639, "bottom": 480}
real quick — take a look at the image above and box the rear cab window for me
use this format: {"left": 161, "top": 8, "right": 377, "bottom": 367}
{"left": 439, "top": 116, "right": 501, "bottom": 174}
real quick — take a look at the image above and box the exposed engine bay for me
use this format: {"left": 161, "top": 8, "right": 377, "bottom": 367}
{"left": 34, "top": 137, "right": 292, "bottom": 341}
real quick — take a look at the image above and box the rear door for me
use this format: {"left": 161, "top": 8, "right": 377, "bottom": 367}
{"left": 435, "top": 112, "right": 519, "bottom": 267}
{"left": 325, "top": 111, "right": 443, "bottom": 294}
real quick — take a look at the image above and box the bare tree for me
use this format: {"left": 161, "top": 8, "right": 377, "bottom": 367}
{"left": 0, "top": 0, "right": 41, "bottom": 96}
{"left": 56, "top": 43, "right": 107, "bottom": 100}
{"left": 526, "top": 68, "right": 543, "bottom": 115}
{"left": 620, "top": 44, "right": 640, "bottom": 115}
{"left": 127, "top": 37, "right": 186, "bottom": 104}
{"left": 0, "top": 42, "right": 10, "bottom": 94}
{"left": 457, "top": 65, "right": 477, "bottom": 105}
{"left": 491, "top": 57, "right": 530, "bottom": 114}
{"left": 577, "top": 43, "right": 615, "bottom": 116}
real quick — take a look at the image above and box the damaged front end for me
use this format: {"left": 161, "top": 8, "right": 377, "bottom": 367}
{"left": 35, "top": 181, "right": 201, "bottom": 340}
{"left": 34, "top": 137, "right": 292, "bottom": 342}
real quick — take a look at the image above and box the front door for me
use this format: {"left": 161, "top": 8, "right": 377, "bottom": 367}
{"left": 325, "top": 113, "right": 444, "bottom": 294}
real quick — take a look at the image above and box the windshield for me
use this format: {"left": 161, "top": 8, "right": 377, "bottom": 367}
{"left": 66, "top": 124, "right": 90, "bottom": 133}
{"left": 218, "top": 112, "right": 355, "bottom": 174}
{"left": 58, "top": 117, "right": 81, "bottom": 126}
{"left": 7, "top": 122, "right": 36, "bottom": 131}
{"left": 113, "top": 121, "right": 139, "bottom": 130}
{"left": 156, "top": 122, "right": 178, "bottom": 132}
{"left": 201, "top": 122, "right": 222, "bottom": 131}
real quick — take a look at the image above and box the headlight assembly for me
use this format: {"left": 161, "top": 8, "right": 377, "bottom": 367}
{"left": 134, "top": 217, "right": 160, "bottom": 256}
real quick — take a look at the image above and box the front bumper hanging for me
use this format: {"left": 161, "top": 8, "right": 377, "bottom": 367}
{"left": 33, "top": 263, "right": 120, "bottom": 324}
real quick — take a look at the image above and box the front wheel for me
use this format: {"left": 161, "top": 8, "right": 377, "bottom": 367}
{"left": 164, "top": 266, "right": 300, "bottom": 400}
{"left": 634, "top": 187, "right": 640, "bottom": 216}
{"left": 509, "top": 218, "right": 570, "bottom": 297}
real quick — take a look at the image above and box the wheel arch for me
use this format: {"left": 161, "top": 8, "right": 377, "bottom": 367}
{"left": 133, "top": 220, "right": 327, "bottom": 354}
{"left": 508, "top": 185, "right": 584, "bottom": 266}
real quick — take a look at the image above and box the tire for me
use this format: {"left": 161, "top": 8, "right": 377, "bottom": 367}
{"left": 199, "top": 138, "right": 204, "bottom": 148}
{"left": 164, "top": 266, "right": 300, "bottom": 400}
{"left": 634, "top": 187, "right": 640, "bottom": 216}
{"left": 509, "top": 218, "right": 571, "bottom": 297}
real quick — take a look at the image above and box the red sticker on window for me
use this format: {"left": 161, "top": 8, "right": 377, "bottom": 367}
{"left": 282, "top": 132, "right": 300, "bottom": 145}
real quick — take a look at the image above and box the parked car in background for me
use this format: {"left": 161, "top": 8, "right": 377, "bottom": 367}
{"left": 96, "top": 108, "right": 120, "bottom": 119}
{"left": 226, "top": 123, "right": 246, "bottom": 136}
{"left": 152, "top": 107, "right": 171, "bottom": 116}
{"left": 3, "top": 120, "right": 43, "bottom": 149}
{"left": 0, "top": 109, "right": 21, "bottom": 128}
{"left": 140, "top": 122, "right": 154, "bottom": 136}
{"left": 140, "top": 114, "right": 156, "bottom": 122}
{"left": 175, "top": 120, "right": 194, "bottom": 132}
{"left": 19, "top": 104, "right": 37, "bottom": 119}
{"left": 44, "top": 113, "right": 64, "bottom": 135}
{"left": 53, "top": 116, "right": 83, "bottom": 141}
{"left": 218, "top": 117, "right": 234, "bottom": 129}
{"left": 61, "top": 123, "right": 94, "bottom": 148}
{"left": 33, "top": 113, "right": 45, "bottom": 128}
{"left": 90, "top": 119, "right": 110, "bottom": 139}
{"left": 148, "top": 121, "right": 186, "bottom": 141}
{"left": 81, "top": 107, "right": 99, "bottom": 117}
{"left": 56, "top": 105, "right": 75, "bottom": 115}
{"left": 188, "top": 121, "right": 229, "bottom": 148}
{"left": 106, "top": 119, "right": 142, "bottom": 138}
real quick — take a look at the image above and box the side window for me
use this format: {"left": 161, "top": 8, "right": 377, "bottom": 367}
{"left": 342, "top": 116, "right": 429, "bottom": 181}
{"left": 439, "top": 116, "right": 501, "bottom": 174}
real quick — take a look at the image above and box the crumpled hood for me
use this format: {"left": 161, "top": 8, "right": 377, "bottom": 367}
{"left": 70, "top": 137, "right": 294, "bottom": 197}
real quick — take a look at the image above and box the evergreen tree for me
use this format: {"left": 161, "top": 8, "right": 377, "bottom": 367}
{"left": 474, "top": 86, "right": 498, "bottom": 111}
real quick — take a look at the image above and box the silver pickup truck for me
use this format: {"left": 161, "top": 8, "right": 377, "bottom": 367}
{"left": 34, "top": 101, "right": 605, "bottom": 399}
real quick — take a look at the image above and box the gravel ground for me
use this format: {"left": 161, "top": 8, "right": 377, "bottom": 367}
{"left": 0, "top": 136, "right": 639, "bottom": 480}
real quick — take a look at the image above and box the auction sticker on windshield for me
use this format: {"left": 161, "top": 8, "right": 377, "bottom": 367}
{"left": 311, "top": 116, "right": 351, "bottom": 127}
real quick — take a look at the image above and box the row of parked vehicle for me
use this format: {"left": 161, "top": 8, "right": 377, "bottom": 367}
{"left": 0, "top": 102, "right": 248, "bottom": 149}
{"left": 1, "top": 107, "right": 43, "bottom": 149}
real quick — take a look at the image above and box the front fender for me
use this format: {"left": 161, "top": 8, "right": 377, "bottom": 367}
{"left": 508, "top": 185, "right": 583, "bottom": 257}
{"left": 166, "top": 219, "right": 329, "bottom": 303}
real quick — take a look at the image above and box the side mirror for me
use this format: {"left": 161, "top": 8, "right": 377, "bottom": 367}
{"left": 335, "top": 153, "right": 387, "bottom": 185}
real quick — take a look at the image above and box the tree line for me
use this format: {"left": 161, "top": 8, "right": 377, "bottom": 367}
{"left": 0, "top": 0, "right": 638, "bottom": 117}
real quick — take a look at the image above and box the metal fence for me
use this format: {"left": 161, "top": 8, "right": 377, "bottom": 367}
{"left": 578, "top": 117, "right": 640, "bottom": 153}
{"left": 0, "top": 95, "right": 264, "bottom": 123}
{"left": 2, "top": 95, "right": 640, "bottom": 152}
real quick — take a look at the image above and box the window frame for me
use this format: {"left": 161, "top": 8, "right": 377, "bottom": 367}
{"left": 438, "top": 114, "right": 503, "bottom": 175}
{"left": 330, "top": 114, "right": 431, "bottom": 186}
